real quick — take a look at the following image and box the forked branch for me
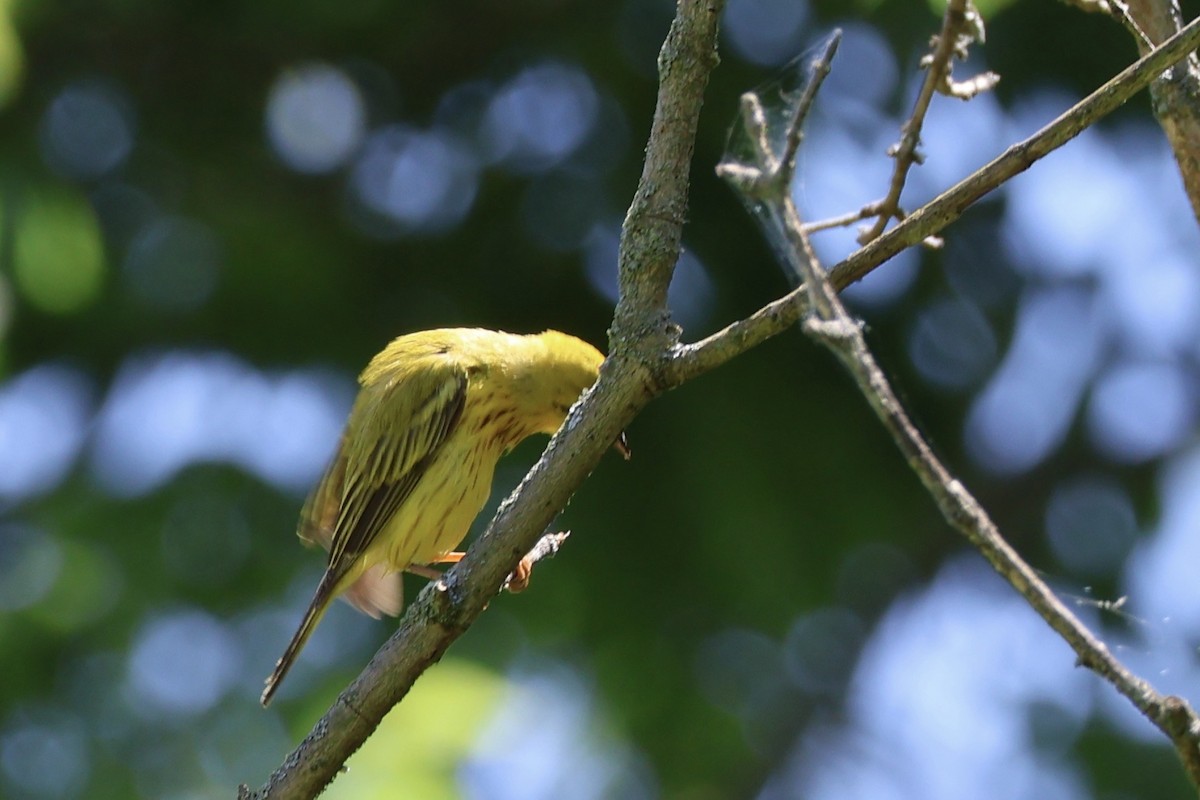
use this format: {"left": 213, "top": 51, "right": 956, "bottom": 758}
{"left": 715, "top": 26, "right": 1200, "bottom": 788}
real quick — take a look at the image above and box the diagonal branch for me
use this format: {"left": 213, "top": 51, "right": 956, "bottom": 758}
{"left": 239, "top": 2, "right": 726, "bottom": 797}
{"left": 717, "top": 31, "right": 1200, "bottom": 788}
{"left": 615, "top": 0, "right": 723, "bottom": 340}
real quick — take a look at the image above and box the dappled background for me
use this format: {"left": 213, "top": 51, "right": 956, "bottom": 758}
{"left": 2, "top": 0, "right": 1200, "bottom": 797}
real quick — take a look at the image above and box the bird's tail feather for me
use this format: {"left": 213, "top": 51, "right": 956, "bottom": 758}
{"left": 261, "top": 573, "right": 335, "bottom": 707}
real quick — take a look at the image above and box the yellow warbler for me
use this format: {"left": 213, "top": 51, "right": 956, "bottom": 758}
{"left": 261, "top": 327, "right": 627, "bottom": 706}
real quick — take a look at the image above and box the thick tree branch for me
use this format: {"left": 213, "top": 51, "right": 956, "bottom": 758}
{"left": 1127, "top": 0, "right": 1200, "bottom": 224}
{"left": 668, "top": 11, "right": 1200, "bottom": 385}
{"left": 1075, "top": 0, "right": 1200, "bottom": 223}
{"left": 240, "top": 2, "right": 725, "bottom": 797}
{"left": 614, "top": 0, "right": 722, "bottom": 347}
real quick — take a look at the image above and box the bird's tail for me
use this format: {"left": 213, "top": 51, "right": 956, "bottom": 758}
{"left": 261, "top": 572, "right": 335, "bottom": 707}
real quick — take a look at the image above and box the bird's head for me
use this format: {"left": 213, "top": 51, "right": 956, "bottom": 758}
{"left": 516, "top": 330, "right": 630, "bottom": 458}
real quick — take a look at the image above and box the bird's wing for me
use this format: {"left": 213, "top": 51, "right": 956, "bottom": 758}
{"left": 323, "top": 362, "right": 469, "bottom": 581}
{"left": 298, "top": 434, "right": 348, "bottom": 551}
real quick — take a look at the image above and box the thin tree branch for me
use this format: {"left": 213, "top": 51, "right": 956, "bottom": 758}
{"left": 718, "top": 31, "right": 1200, "bottom": 788}
{"left": 240, "top": 2, "right": 725, "bottom": 797}
{"left": 668, "top": 11, "right": 1200, "bottom": 386}
{"left": 857, "top": 0, "right": 997, "bottom": 244}
{"left": 800, "top": 205, "right": 878, "bottom": 234}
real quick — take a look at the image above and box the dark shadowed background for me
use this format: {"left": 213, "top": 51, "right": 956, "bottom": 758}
{"left": 2, "top": 0, "right": 1200, "bottom": 797}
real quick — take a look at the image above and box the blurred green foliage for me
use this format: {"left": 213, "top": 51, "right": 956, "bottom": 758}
{"left": 0, "top": 0, "right": 1190, "bottom": 798}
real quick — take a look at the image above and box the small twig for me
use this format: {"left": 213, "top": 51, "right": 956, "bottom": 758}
{"left": 716, "top": 33, "right": 841, "bottom": 200}
{"left": 933, "top": 3, "right": 1001, "bottom": 100}
{"left": 940, "top": 69, "right": 1002, "bottom": 100}
{"left": 718, "top": 29, "right": 1200, "bottom": 788}
{"left": 858, "top": 0, "right": 996, "bottom": 244}
{"left": 502, "top": 530, "right": 571, "bottom": 592}
{"left": 1071, "top": 0, "right": 1156, "bottom": 50}
{"left": 780, "top": 37, "right": 839, "bottom": 175}
{"left": 801, "top": 205, "right": 879, "bottom": 234}
{"left": 1059, "top": 0, "right": 1113, "bottom": 14}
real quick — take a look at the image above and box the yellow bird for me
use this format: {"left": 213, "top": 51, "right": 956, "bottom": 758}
{"left": 261, "top": 328, "right": 628, "bottom": 706}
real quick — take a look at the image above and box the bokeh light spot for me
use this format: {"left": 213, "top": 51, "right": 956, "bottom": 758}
{"left": 463, "top": 666, "right": 655, "bottom": 800}
{"left": 38, "top": 78, "right": 135, "bottom": 181}
{"left": 1, "top": 710, "right": 89, "bottom": 798}
{"left": 783, "top": 607, "right": 865, "bottom": 696}
{"left": 694, "top": 628, "right": 786, "bottom": 717}
{"left": 13, "top": 185, "right": 106, "bottom": 314}
{"left": 126, "top": 609, "right": 241, "bottom": 717}
{"left": 1087, "top": 361, "right": 1193, "bottom": 463}
{"left": 841, "top": 250, "right": 918, "bottom": 309}
{"left": 348, "top": 125, "right": 479, "bottom": 237}
{"left": 908, "top": 296, "right": 997, "bottom": 391}
{"left": 1123, "top": 445, "right": 1200, "bottom": 645}
{"left": 723, "top": 0, "right": 810, "bottom": 67}
{"left": 796, "top": 121, "right": 920, "bottom": 310}
{"left": 1103, "top": 253, "right": 1200, "bottom": 356}
{"left": 966, "top": 373, "right": 1066, "bottom": 476}
{"left": 123, "top": 215, "right": 220, "bottom": 312}
{"left": 90, "top": 351, "right": 351, "bottom": 496}
{"left": 669, "top": 248, "right": 717, "bottom": 334}
{"left": 266, "top": 63, "right": 366, "bottom": 174}
{"left": 965, "top": 288, "right": 1102, "bottom": 475}
{"left": 1045, "top": 476, "right": 1136, "bottom": 576}
{"left": 582, "top": 224, "right": 619, "bottom": 303}
{"left": 0, "top": 526, "right": 63, "bottom": 612}
{"left": 814, "top": 23, "right": 896, "bottom": 109}
{"left": 917, "top": 86, "right": 1005, "bottom": 193}
{"left": 481, "top": 63, "right": 598, "bottom": 172}
{"left": 0, "top": 364, "right": 92, "bottom": 500}
{"left": 1002, "top": 119, "right": 1130, "bottom": 279}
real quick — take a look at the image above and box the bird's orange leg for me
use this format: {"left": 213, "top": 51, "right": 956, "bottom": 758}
{"left": 404, "top": 551, "right": 465, "bottom": 581}
{"left": 507, "top": 556, "right": 533, "bottom": 593}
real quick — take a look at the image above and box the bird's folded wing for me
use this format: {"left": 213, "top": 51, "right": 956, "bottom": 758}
{"left": 298, "top": 434, "right": 347, "bottom": 551}
{"left": 319, "top": 360, "right": 468, "bottom": 581}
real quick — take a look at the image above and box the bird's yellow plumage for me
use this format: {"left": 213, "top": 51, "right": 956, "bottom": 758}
{"left": 261, "top": 328, "right": 624, "bottom": 706}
